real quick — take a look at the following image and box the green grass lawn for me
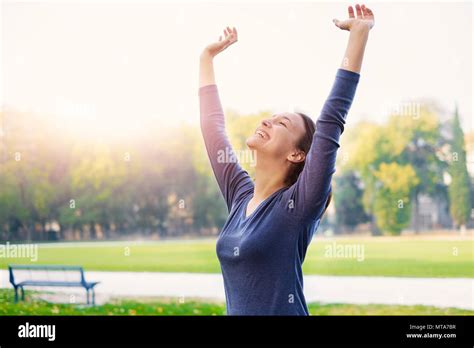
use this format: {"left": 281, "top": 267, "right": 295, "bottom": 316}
{"left": 1, "top": 237, "right": 472, "bottom": 278}
{"left": 0, "top": 289, "right": 472, "bottom": 316}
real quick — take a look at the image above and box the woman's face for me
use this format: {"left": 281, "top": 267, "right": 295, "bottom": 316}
{"left": 246, "top": 112, "right": 307, "bottom": 162}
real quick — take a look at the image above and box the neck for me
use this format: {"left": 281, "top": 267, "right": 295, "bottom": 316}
{"left": 253, "top": 153, "right": 288, "bottom": 201}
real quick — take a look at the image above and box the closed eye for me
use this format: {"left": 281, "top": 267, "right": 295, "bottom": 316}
{"left": 279, "top": 121, "right": 287, "bottom": 128}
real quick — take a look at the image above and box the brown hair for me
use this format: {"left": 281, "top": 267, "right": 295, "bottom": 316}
{"left": 285, "top": 112, "right": 332, "bottom": 214}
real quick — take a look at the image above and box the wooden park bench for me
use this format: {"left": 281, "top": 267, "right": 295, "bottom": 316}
{"left": 8, "top": 265, "right": 100, "bottom": 305}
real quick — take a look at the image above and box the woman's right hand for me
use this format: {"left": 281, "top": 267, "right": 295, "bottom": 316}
{"left": 333, "top": 4, "right": 375, "bottom": 32}
{"left": 202, "top": 27, "right": 238, "bottom": 58}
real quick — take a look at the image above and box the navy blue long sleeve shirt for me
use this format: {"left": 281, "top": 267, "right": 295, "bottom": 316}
{"left": 199, "top": 68, "right": 360, "bottom": 315}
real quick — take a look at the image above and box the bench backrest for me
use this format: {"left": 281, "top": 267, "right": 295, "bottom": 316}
{"left": 9, "top": 265, "right": 86, "bottom": 286}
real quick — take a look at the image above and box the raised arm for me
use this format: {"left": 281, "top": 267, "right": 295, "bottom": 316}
{"left": 200, "top": 27, "right": 238, "bottom": 87}
{"left": 199, "top": 27, "right": 254, "bottom": 212}
{"left": 282, "top": 4, "right": 374, "bottom": 221}
{"left": 334, "top": 4, "right": 374, "bottom": 73}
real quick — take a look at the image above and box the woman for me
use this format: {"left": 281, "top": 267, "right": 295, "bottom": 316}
{"left": 199, "top": 4, "right": 374, "bottom": 315}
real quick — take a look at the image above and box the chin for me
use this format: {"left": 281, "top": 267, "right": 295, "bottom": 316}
{"left": 246, "top": 136, "right": 258, "bottom": 149}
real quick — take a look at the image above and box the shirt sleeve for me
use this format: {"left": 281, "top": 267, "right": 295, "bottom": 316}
{"left": 281, "top": 68, "right": 360, "bottom": 221}
{"left": 199, "top": 84, "right": 254, "bottom": 212}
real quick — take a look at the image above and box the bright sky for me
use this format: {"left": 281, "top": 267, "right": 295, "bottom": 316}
{"left": 1, "top": 0, "right": 472, "bottom": 140}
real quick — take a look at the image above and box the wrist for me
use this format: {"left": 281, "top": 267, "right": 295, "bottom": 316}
{"left": 350, "top": 22, "right": 371, "bottom": 35}
{"left": 200, "top": 49, "right": 214, "bottom": 61}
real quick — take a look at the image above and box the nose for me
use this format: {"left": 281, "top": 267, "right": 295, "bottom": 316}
{"left": 261, "top": 119, "right": 272, "bottom": 128}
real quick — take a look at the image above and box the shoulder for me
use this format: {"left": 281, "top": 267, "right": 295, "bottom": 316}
{"left": 278, "top": 186, "right": 327, "bottom": 224}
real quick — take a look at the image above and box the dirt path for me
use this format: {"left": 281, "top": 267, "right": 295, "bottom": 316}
{"left": 1, "top": 270, "right": 472, "bottom": 309}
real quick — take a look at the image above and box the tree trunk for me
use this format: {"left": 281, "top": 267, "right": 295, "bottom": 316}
{"left": 41, "top": 220, "right": 46, "bottom": 241}
{"left": 413, "top": 192, "right": 420, "bottom": 234}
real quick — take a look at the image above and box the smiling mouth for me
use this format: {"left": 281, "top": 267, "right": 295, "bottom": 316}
{"left": 255, "top": 129, "right": 269, "bottom": 139}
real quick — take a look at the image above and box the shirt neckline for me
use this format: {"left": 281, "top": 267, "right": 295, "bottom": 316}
{"left": 242, "top": 186, "right": 288, "bottom": 222}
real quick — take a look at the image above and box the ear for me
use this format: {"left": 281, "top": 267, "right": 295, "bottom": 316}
{"left": 287, "top": 149, "right": 306, "bottom": 164}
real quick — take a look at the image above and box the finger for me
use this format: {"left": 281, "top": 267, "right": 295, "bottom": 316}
{"left": 348, "top": 5, "right": 355, "bottom": 18}
{"left": 355, "top": 4, "right": 363, "bottom": 18}
{"left": 361, "top": 4, "right": 368, "bottom": 17}
{"left": 365, "top": 6, "right": 374, "bottom": 18}
{"left": 226, "top": 30, "right": 233, "bottom": 40}
{"left": 233, "top": 27, "right": 238, "bottom": 37}
{"left": 223, "top": 29, "right": 228, "bottom": 38}
{"left": 226, "top": 26, "right": 232, "bottom": 36}
{"left": 334, "top": 18, "right": 349, "bottom": 30}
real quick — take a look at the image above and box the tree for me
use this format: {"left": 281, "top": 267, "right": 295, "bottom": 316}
{"left": 387, "top": 106, "right": 446, "bottom": 232}
{"left": 447, "top": 106, "right": 472, "bottom": 230}
{"left": 333, "top": 172, "right": 369, "bottom": 232}
{"left": 0, "top": 164, "right": 29, "bottom": 240}
{"left": 342, "top": 121, "right": 386, "bottom": 234}
{"left": 344, "top": 104, "right": 446, "bottom": 235}
{"left": 373, "top": 163, "right": 419, "bottom": 235}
